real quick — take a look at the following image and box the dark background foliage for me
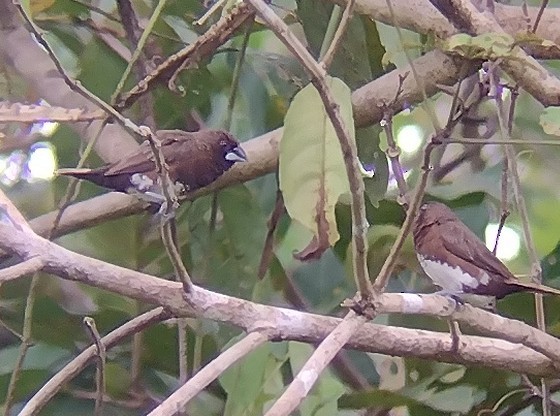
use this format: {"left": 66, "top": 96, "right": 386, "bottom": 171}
{"left": 1, "top": 0, "right": 560, "bottom": 414}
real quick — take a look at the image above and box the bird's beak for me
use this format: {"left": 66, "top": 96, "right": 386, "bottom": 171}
{"left": 225, "top": 145, "right": 248, "bottom": 162}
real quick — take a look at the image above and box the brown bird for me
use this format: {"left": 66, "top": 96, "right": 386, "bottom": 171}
{"left": 413, "top": 201, "right": 560, "bottom": 298}
{"left": 57, "top": 129, "right": 247, "bottom": 205}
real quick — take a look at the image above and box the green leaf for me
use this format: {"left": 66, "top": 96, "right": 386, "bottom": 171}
{"left": 0, "top": 343, "right": 70, "bottom": 375}
{"left": 442, "top": 33, "right": 515, "bottom": 60}
{"left": 220, "top": 338, "right": 277, "bottom": 416}
{"left": 542, "top": 240, "right": 560, "bottom": 281}
{"left": 357, "top": 125, "right": 388, "bottom": 206}
{"left": 105, "top": 362, "right": 133, "bottom": 398}
{"left": 540, "top": 107, "right": 560, "bottom": 137}
{"left": 339, "top": 388, "right": 438, "bottom": 411}
{"left": 163, "top": 15, "right": 199, "bottom": 44}
{"left": 279, "top": 77, "right": 353, "bottom": 259}
{"left": 297, "top": 0, "right": 375, "bottom": 89}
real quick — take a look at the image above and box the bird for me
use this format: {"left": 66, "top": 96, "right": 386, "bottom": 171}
{"left": 413, "top": 201, "right": 560, "bottom": 299}
{"left": 57, "top": 129, "right": 247, "bottom": 206}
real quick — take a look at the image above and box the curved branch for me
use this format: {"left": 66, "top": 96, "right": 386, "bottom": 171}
{"left": 19, "top": 308, "right": 171, "bottom": 416}
{"left": 0, "top": 221, "right": 558, "bottom": 378}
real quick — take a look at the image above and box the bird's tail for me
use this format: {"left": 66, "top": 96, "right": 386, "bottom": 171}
{"left": 56, "top": 167, "right": 108, "bottom": 187}
{"left": 509, "top": 280, "right": 560, "bottom": 296}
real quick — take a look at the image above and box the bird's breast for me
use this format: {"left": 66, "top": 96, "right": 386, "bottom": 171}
{"left": 417, "top": 254, "right": 488, "bottom": 293}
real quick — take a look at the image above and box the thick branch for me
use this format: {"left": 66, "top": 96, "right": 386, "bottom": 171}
{"left": 0, "top": 221, "right": 558, "bottom": 377}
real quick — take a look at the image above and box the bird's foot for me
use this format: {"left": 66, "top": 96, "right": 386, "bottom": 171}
{"left": 129, "top": 189, "right": 179, "bottom": 223}
{"left": 156, "top": 201, "right": 176, "bottom": 222}
{"left": 433, "top": 290, "right": 466, "bottom": 310}
{"left": 433, "top": 291, "right": 496, "bottom": 312}
{"left": 128, "top": 189, "right": 166, "bottom": 205}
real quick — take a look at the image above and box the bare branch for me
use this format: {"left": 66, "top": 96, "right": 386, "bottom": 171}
{"left": 20, "top": 308, "right": 171, "bottom": 416}
{"left": 265, "top": 312, "right": 367, "bottom": 416}
{"left": 148, "top": 331, "right": 269, "bottom": 415}
{"left": 83, "top": 317, "right": 106, "bottom": 416}
{"left": 0, "top": 257, "right": 44, "bottom": 283}
{"left": 0, "top": 221, "right": 559, "bottom": 377}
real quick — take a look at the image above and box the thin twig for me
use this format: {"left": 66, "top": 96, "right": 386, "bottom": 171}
{"left": 209, "top": 18, "right": 254, "bottom": 236}
{"left": 381, "top": 109, "right": 408, "bottom": 206}
{"left": 111, "top": 0, "right": 168, "bottom": 104}
{"left": 20, "top": 308, "right": 171, "bottom": 416}
{"left": 0, "top": 257, "right": 44, "bottom": 283}
{"left": 444, "top": 137, "right": 560, "bottom": 146}
{"left": 320, "top": 0, "right": 355, "bottom": 69}
{"left": 488, "top": 62, "right": 551, "bottom": 416}
{"left": 532, "top": 0, "right": 549, "bottom": 33}
{"left": 133, "top": 127, "right": 192, "bottom": 292}
{"left": 245, "top": 0, "right": 371, "bottom": 296}
{"left": 3, "top": 275, "right": 39, "bottom": 415}
{"left": 51, "top": 122, "right": 107, "bottom": 238}
{"left": 225, "top": 19, "right": 254, "bottom": 131}
{"left": 160, "top": 219, "right": 193, "bottom": 292}
{"left": 384, "top": 0, "right": 440, "bottom": 131}
{"left": 83, "top": 317, "right": 106, "bottom": 416}
{"left": 258, "top": 189, "right": 285, "bottom": 279}
{"left": 371, "top": 141, "right": 436, "bottom": 291}
{"left": 178, "top": 318, "right": 189, "bottom": 384}
{"left": 14, "top": 2, "right": 147, "bottom": 137}
{"left": 492, "top": 209, "right": 510, "bottom": 255}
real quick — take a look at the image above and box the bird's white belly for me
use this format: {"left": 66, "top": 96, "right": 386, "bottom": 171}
{"left": 417, "top": 255, "right": 482, "bottom": 293}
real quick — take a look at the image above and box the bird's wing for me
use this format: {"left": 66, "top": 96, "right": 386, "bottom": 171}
{"left": 440, "top": 221, "right": 516, "bottom": 282}
{"left": 104, "top": 136, "right": 183, "bottom": 176}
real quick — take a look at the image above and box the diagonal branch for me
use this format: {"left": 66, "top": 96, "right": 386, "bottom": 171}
{"left": 19, "top": 308, "right": 171, "bottom": 416}
{"left": 264, "top": 312, "right": 368, "bottom": 416}
{"left": 0, "top": 220, "right": 559, "bottom": 377}
{"left": 427, "top": 0, "right": 560, "bottom": 106}
{"left": 245, "top": 0, "right": 371, "bottom": 297}
{"left": 147, "top": 331, "right": 270, "bottom": 415}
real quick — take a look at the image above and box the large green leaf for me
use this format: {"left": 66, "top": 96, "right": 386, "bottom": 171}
{"left": 279, "top": 77, "right": 353, "bottom": 260}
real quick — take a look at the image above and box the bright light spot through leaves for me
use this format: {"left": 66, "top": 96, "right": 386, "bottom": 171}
{"left": 26, "top": 142, "right": 57, "bottom": 181}
{"left": 485, "top": 223, "right": 521, "bottom": 261}
{"left": 35, "top": 121, "right": 59, "bottom": 137}
{"left": 396, "top": 124, "right": 424, "bottom": 154}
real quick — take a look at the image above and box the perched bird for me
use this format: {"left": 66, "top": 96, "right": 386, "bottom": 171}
{"left": 57, "top": 129, "right": 247, "bottom": 205}
{"left": 413, "top": 201, "right": 560, "bottom": 298}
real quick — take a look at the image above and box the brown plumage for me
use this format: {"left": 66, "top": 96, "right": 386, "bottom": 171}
{"left": 57, "top": 129, "right": 247, "bottom": 203}
{"left": 413, "top": 202, "right": 560, "bottom": 298}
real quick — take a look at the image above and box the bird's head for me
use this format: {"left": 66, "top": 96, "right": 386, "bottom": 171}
{"left": 215, "top": 131, "right": 248, "bottom": 165}
{"left": 413, "top": 202, "right": 456, "bottom": 240}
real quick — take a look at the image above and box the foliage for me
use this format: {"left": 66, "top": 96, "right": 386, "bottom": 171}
{"left": 1, "top": 0, "right": 560, "bottom": 415}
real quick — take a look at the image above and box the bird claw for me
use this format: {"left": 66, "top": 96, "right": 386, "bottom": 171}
{"left": 157, "top": 202, "right": 176, "bottom": 221}
{"left": 434, "top": 291, "right": 496, "bottom": 312}
{"left": 433, "top": 290, "right": 465, "bottom": 307}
